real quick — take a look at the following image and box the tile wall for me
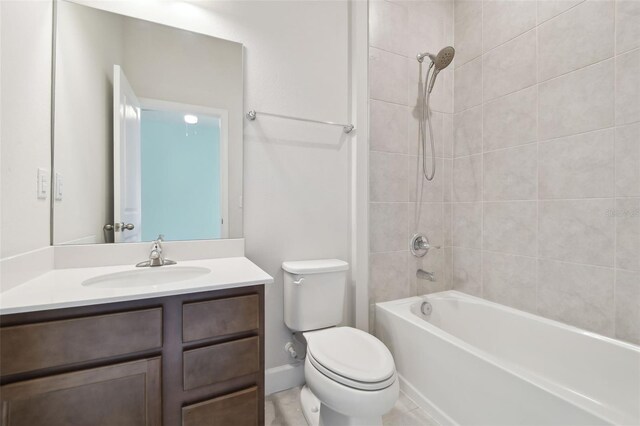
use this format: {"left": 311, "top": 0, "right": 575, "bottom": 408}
{"left": 369, "top": 0, "right": 639, "bottom": 344}
{"left": 451, "top": 0, "right": 639, "bottom": 343}
{"left": 368, "top": 0, "right": 455, "bottom": 329}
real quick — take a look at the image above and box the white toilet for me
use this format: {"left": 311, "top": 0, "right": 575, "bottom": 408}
{"left": 282, "top": 259, "right": 399, "bottom": 426}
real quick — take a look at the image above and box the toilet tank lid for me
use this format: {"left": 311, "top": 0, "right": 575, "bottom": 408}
{"left": 282, "top": 259, "right": 349, "bottom": 274}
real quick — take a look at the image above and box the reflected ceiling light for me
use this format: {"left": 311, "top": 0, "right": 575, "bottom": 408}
{"left": 184, "top": 114, "right": 198, "bottom": 124}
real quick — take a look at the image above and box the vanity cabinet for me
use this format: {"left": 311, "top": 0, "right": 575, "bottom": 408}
{"left": 0, "top": 285, "right": 265, "bottom": 426}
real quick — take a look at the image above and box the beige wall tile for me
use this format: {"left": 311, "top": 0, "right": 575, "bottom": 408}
{"left": 615, "top": 269, "right": 640, "bottom": 344}
{"left": 539, "top": 59, "right": 614, "bottom": 140}
{"left": 538, "top": 259, "right": 615, "bottom": 336}
{"left": 370, "top": 202, "right": 409, "bottom": 253}
{"left": 538, "top": 129, "right": 615, "bottom": 199}
{"left": 616, "top": 0, "right": 640, "bottom": 54}
{"left": 483, "top": 0, "right": 536, "bottom": 53}
{"left": 452, "top": 202, "right": 482, "bottom": 249}
{"left": 615, "top": 198, "right": 640, "bottom": 272}
{"left": 615, "top": 123, "right": 640, "bottom": 197}
{"left": 369, "top": 0, "right": 408, "bottom": 55}
{"left": 454, "top": 57, "right": 483, "bottom": 112}
{"left": 452, "top": 247, "right": 482, "bottom": 296}
{"left": 454, "top": 106, "right": 483, "bottom": 157}
{"left": 370, "top": 47, "right": 408, "bottom": 105}
{"left": 537, "top": 0, "right": 614, "bottom": 82}
{"left": 615, "top": 48, "right": 640, "bottom": 126}
{"left": 539, "top": 199, "right": 615, "bottom": 266}
{"left": 483, "top": 86, "right": 537, "bottom": 151}
{"left": 370, "top": 100, "right": 409, "bottom": 154}
{"left": 409, "top": 156, "right": 445, "bottom": 202}
{"left": 370, "top": 152, "right": 409, "bottom": 202}
{"left": 452, "top": 154, "right": 483, "bottom": 201}
{"left": 483, "top": 251, "right": 537, "bottom": 312}
{"left": 483, "top": 144, "right": 537, "bottom": 201}
{"left": 408, "top": 110, "right": 443, "bottom": 157}
{"left": 370, "top": 251, "right": 410, "bottom": 303}
{"left": 454, "top": 0, "right": 483, "bottom": 67}
{"left": 537, "top": 0, "right": 584, "bottom": 24}
{"left": 483, "top": 30, "right": 537, "bottom": 101}
{"left": 483, "top": 201, "right": 537, "bottom": 256}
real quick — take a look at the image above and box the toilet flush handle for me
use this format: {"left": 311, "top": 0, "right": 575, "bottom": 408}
{"left": 293, "top": 276, "right": 305, "bottom": 285}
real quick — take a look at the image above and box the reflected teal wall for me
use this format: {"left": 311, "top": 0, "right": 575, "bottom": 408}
{"left": 141, "top": 111, "right": 221, "bottom": 241}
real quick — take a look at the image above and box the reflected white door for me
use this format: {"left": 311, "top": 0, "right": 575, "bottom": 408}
{"left": 113, "top": 65, "right": 142, "bottom": 243}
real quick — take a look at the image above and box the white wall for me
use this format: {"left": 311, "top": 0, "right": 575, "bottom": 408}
{"left": 0, "top": 0, "right": 53, "bottom": 258}
{"left": 75, "top": 0, "right": 352, "bottom": 377}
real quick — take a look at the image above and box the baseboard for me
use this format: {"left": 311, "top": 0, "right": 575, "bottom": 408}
{"left": 265, "top": 362, "right": 305, "bottom": 396}
{"left": 398, "top": 373, "right": 456, "bottom": 426}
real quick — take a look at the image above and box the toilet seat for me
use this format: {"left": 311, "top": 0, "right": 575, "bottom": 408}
{"left": 304, "top": 327, "right": 396, "bottom": 391}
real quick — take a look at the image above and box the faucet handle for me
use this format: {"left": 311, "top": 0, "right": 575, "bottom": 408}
{"left": 157, "top": 234, "right": 165, "bottom": 242}
{"left": 410, "top": 233, "right": 439, "bottom": 257}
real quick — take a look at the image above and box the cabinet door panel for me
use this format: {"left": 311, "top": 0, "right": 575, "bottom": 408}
{"left": 182, "top": 386, "right": 258, "bottom": 426}
{"left": 1, "top": 308, "right": 162, "bottom": 375}
{"left": 0, "top": 358, "right": 161, "bottom": 426}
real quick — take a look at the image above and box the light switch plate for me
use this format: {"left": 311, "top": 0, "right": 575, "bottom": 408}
{"left": 55, "top": 172, "right": 63, "bottom": 200}
{"left": 37, "top": 168, "right": 49, "bottom": 199}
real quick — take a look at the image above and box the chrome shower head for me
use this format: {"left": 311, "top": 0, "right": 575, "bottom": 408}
{"left": 416, "top": 46, "right": 455, "bottom": 68}
{"left": 432, "top": 46, "right": 455, "bottom": 71}
{"left": 426, "top": 46, "right": 455, "bottom": 93}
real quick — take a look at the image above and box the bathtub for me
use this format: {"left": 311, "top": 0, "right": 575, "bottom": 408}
{"left": 375, "top": 291, "right": 640, "bottom": 426}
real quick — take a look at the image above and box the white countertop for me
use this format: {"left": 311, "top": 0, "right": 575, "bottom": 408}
{"left": 0, "top": 257, "right": 273, "bottom": 315}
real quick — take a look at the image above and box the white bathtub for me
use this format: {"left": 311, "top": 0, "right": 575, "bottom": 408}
{"left": 375, "top": 291, "right": 640, "bottom": 426}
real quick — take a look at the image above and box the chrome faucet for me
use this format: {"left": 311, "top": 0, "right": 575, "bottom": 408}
{"left": 136, "top": 235, "right": 177, "bottom": 267}
{"left": 417, "top": 269, "right": 435, "bottom": 281}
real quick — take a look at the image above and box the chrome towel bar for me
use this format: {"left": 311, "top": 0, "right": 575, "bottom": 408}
{"left": 246, "top": 109, "right": 354, "bottom": 134}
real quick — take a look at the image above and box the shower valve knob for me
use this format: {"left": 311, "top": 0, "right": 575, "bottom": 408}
{"left": 410, "top": 233, "right": 439, "bottom": 257}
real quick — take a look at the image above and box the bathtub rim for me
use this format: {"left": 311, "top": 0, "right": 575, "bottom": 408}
{"left": 375, "top": 290, "right": 640, "bottom": 426}
{"left": 377, "top": 290, "right": 640, "bottom": 352}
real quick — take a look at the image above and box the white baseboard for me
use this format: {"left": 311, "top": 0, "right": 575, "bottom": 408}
{"left": 265, "top": 362, "right": 305, "bottom": 396}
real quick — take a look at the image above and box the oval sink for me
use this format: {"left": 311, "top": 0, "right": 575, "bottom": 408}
{"left": 82, "top": 266, "right": 210, "bottom": 289}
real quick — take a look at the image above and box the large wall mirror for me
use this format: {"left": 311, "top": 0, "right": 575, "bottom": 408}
{"left": 52, "top": 1, "right": 243, "bottom": 245}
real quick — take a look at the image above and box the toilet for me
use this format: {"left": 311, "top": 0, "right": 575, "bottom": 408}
{"left": 282, "top": 259, "right": 399, "bottom": 426}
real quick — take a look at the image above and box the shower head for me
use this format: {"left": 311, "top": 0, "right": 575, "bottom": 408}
{"left": 432, "top": 46, "right": 455, "bottom": 71}
{"left": 426, "top": 46, "right": 455, "bottom": 93}
{"left": 416, "top": 46, "right": 455, "bottom": 68}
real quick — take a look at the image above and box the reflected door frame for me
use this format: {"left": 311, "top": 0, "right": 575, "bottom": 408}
{"left": 138, "top": 98, "right": 229, "bottom": 239}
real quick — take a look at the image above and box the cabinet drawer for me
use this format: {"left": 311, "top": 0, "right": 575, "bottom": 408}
{"left": 182, "top": 386, "right": 258, "bottom": 426}
{"left": 183, "top": 294, "right": 259, "bottom": 342}
{"left": 0, "top": 357, "right": 161, "bottom": 426}
{"left": 1, "top": 308, "right": 162, "bottom": 376}
{"left": 183, "top": 337, "right": 259, "bottom": 390}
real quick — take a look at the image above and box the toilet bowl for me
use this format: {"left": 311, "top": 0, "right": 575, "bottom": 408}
{"left": 301, "top": 327, "right": 399, "bottom": 426}
{"left": 282, "top": 259, "right": 399, "bottom": 426}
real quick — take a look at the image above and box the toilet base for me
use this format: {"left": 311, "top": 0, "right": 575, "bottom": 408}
{"left": 300, "top": 385, "right": 321, "bottom": 426}
{"left": 300, "top": 385, "right": 383, "bottom": 426}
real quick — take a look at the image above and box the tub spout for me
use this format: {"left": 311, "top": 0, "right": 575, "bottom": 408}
{"left": 417, "top": 269, "right": 435, "bottom": 281}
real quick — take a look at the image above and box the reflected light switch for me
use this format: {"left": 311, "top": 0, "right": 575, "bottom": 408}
{"left": 37, "top": 168, "right": 48, "bottom": 199}
{"left": 55, "top": 172, "right": 63, "bottom": 201}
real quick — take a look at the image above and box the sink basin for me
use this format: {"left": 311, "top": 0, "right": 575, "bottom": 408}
{"left": 82, "top": 266, "right": 211, "bottom": 288}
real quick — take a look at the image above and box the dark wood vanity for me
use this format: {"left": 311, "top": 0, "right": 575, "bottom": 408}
{"left": 0, "top": 285, "right": 265, "bottom": 426}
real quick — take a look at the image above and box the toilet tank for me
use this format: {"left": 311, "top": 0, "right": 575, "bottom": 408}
{"left": 282, "top": 259, "right": 349, "bottom": 332}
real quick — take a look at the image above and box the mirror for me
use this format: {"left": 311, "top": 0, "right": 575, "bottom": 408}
{"left": 52, "top": 1, "right": 243, "bottom": 244}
